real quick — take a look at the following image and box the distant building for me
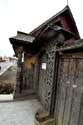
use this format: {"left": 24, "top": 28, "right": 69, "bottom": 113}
{"left": 9, "top": 57, "right": 17, "bottom": 63}
{"left": 0, "top": 56, "right": 6, "bottom": 62}
{"left": 0, "top": 57, "right": 2, "bottom": 62}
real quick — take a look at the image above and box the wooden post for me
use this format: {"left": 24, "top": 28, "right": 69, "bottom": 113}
{"left": 16, "top": 46, "right": 23, "bottom": 93}
{"left": 50, "top": 33, "right": 65, "bottom": 116}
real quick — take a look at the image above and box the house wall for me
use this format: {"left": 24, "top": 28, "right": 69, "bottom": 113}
{"left": 24, "top": 54, "right": 37, "bottom": 69}
{"left": 22, "top": 55, "right": 38, "bottom": 93}
{"left": 23, "top": 66, "right": 34, "bottom": 91}
{"left": 33, "top": 61, "right": 40, "bottom": 94}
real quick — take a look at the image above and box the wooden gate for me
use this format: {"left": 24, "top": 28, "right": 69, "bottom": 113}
{"left": 55, "top": 52, "right": 83, "bottom": 125}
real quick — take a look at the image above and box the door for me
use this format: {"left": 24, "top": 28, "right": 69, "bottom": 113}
{"left": 55, "top": 52, "right": 83, "bottom": 125}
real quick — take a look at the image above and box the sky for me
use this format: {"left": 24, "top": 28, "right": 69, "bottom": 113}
{"left": 0, "top": 0, "right": 83, "bottom": 56}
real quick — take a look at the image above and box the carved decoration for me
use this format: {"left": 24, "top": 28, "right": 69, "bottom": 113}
{"left": 38, "top": 39, "right": 56, "bottom": 113}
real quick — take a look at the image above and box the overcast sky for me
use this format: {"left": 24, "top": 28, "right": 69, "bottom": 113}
{"left": 0, "top": 0, "right": 83, "bottom": 56}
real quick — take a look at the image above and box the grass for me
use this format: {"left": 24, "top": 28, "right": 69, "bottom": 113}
{"left": 0, "top": 65, "right": 16, "bottom": 94}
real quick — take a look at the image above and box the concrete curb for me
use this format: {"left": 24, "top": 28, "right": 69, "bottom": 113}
{"left": 0, "top": 94, "right": 13, "bottom": 102}
{"left": 0, "top": 94, "right": 37, "bottom": 103}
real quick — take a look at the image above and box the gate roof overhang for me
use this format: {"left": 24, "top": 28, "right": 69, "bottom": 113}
{"left": 9, "top": 25, "right": 74, "bottom": 56}
{"left": 56, "top": 39, "right": 83, "bottom": 53}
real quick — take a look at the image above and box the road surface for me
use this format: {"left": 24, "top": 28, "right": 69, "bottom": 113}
{"left": 0, "top": 99, "right": 42, "bottom": 125}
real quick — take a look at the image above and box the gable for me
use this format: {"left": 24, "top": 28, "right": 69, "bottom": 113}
{"left": 30, "top": 6, "right": 80, "bottom": 40}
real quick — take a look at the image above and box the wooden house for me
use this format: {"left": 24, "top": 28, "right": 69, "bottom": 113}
{"left": 9, "top": 6, "right": 83, "bottom": 125}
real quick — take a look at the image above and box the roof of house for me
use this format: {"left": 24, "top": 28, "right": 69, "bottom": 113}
{"left": 9, "top": 5, "right": 81, "bottom": 56}
{"left": 30, "top": 6, "right": 80, "bottom": 39}
{"left": 33, "top": 25, "right": 74, "bottom": 44}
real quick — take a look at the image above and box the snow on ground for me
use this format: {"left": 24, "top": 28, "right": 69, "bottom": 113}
{"left": 0, "top": 94, "right": 13, "bottom": 101}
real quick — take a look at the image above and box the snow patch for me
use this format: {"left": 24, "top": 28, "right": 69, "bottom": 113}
{"left": 0, "top": 94, "right": 13, "bottom": 101}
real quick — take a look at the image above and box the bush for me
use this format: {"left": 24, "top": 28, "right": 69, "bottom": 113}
{"left": 0, "top": 80, "right": 14, "bottom": 94}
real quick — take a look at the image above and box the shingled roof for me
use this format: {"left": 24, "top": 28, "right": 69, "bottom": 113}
{"left": 9, "top": 31, "right": 35, "bottom": 46}
{"left": 30, "top": 6, "right": 80, "bottom": 39}
{"left": 9, "top": 5, "right": 81, "bottom": 56}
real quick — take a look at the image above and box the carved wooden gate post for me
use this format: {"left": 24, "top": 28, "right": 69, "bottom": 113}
{"left": 15, "top": 46, "right": 24, "bottom": 94}
{"left": 49, "top": 33, "right": 65, "bottom": 116}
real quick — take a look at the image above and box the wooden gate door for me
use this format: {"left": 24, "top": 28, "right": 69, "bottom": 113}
{"left": 55, "top": 52, "right": 83, "bottom": 125}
